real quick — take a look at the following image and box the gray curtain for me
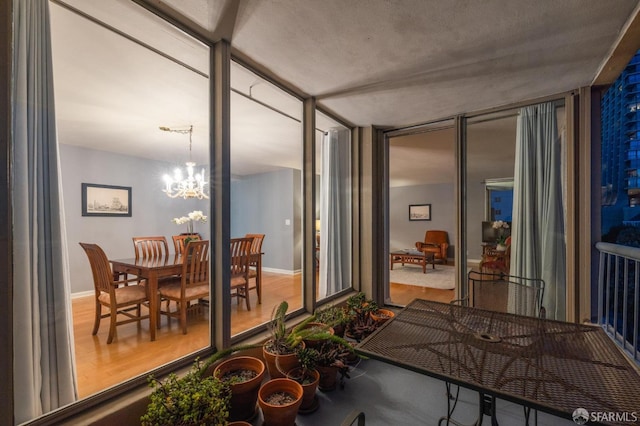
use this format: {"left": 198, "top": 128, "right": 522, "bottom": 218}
{"left": 13, "top": 0, "right": 78, "bottom": 422}
{"left": 319, "top": 128, "right": 352, "bottom": 298}
{"left": 510, "top": 102, "right": 566, "bottom": 320}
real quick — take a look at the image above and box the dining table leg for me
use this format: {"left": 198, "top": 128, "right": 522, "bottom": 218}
{"left": 148, "top": 270, "right": 158, "bottom": 341}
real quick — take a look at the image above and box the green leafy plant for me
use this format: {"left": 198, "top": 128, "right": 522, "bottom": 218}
{"left": 265, "top": 301, "right": 326, "bottom": 355}
{"left": 141, "top": 345, "right": 260, "bottom": 426}
{"left": 314, "top": 304, "right": 350, "bottom": 328}
{"left": 141, "top": 359, "right": 230, "bottom": 426}
{"left": 345, "top": 292, "right": 380, "bottom": 341}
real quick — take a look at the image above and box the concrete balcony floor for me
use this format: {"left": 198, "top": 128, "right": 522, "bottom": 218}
{"left": 251, "top": 359, "right": 575, "bottom": 426}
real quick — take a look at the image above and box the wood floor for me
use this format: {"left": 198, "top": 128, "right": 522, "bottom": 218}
{"left": 72, "top": 272, "right": 453, "bottom": 398}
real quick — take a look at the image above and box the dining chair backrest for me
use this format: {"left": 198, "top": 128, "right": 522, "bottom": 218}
{"left": 133, "top": 236, "right": 169, "bottom": 259}
{"left": 80, "top": 242, "right": 114, "bottom": 296}
{"left": 230, "top": 237, "right": 253, "bottom": 277}
{"left": 467, "top": 271, "right": 545, "bottom": 318}
{"left": 181, "top": 240, "right": 209, "bottom": 290}
{"left": 172, "top": 234, "right": 201, "bottom": 255}
{"left": 244, "top": 233, "right": 265, "bottom": 257}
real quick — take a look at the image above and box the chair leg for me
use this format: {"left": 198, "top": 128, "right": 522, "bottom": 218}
{"left": 257, "top": 270, "right": 262, "bottom": 304}
{"left": 107, "top": 306, "right": 118, "bottom": 344}
{"left": 245, "top": 283, "right": 251, "bottom": 311}
{"left": 180, "top": 301, "right": 187, "bottom": 334}
{"left": 92, "top": 299, "right": 101, "bottom": 335}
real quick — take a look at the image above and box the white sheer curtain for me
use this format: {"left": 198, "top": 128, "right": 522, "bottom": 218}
{"left": 319, "top": 128, "right": 352, "bottom": 298}
{"left": 13, "top": 0, "right": 77, "bottom": 422}
{"left": 510, "top": 102, "right": 566, "bottom": 320}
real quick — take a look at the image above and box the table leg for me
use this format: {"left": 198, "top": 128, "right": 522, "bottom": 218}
{"left": 148, "top": 271, "right": 158, "bottom": 341}
{"left": 257, "top": 255, "right": 262, "bottom": 304}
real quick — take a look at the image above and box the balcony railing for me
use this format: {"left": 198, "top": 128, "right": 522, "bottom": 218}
{"left": 596, "top": 242, "right": 640, "bottom": 363}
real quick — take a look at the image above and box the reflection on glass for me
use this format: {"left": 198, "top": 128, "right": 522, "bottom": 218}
{"left": 230, "top": 61, "right": 303, "bottom": 334}
{"left": 44, "top": 0, "right": 211, "bottom": 414}
{"left": 467, "top": 103, "right": 567, "bottom": 320}
{"left": 315, "top": 112, "right": 352, "bottom": 300}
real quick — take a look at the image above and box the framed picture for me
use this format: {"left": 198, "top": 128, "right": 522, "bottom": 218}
{"left": 409, "top": 203, "right": 431, "bottom": 221}
{"left": 82, "top": 183, "right": 132, "bottom": 217}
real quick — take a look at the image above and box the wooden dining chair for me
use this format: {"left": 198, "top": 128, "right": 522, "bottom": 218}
{"left": 172, "top": 234, "right": 201, "bottom": 255}
{"left": 79, "top": 242, "right": 150, "bottom": 344}
{"left": 244, "top": 233, "right": 265, "bottom": 304}
{"left": 132, "top": 236, "right": 169, "bottom": 259}
{"left": 158, "top": 240, "right": 210, "bottom": 334}
{"left": 230, "top": 237, "right": 253, "bottom": 310}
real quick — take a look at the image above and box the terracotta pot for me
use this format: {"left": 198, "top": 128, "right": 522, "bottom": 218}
{"left": 300, "top": 322, "right": 334, "bottom": 348}
{"left": 316, "top": 365, "right": 338, "bottom": 391}
{"left": 213, "top": 356, "right": 265, "bottom": 422}
{"left": 258, "top": 378, "right": 303, "bottom": 426}
{"left": 287, "top": 367, "right": 320, "bottom": 413}
{"left": 228, "top": 422, "right": 252, "bottom": 426}
{"left": 370, "top": 308, "right": 395, "bottom": 324}
{"left": 263, "top": 341, "right": 303, "bottom": 379}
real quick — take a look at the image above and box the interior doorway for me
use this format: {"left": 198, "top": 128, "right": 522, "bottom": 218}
{"left": 386, "top": 122, "right": 456, "bottom": 306}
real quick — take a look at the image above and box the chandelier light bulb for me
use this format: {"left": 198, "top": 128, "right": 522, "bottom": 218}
{"left": 159, "top": 125, "right": 209, "bottom": 199}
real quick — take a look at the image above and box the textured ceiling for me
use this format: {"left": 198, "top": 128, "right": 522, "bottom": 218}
{"left": 49, "top": 0, "right": 639, "bottom": 183}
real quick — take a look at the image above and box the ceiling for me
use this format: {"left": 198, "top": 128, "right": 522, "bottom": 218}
{"left": 49, "top": 0, "right": 639, "bottom": 184}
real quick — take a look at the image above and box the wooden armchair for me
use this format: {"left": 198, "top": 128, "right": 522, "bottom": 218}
{"left": 415, "top": 230, "right": 449, "bottom": 264}
{"left": 79, "top": 242, "right": 149, "bottom": 344}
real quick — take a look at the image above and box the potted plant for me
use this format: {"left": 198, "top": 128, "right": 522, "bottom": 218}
{"left": 262, "top": 301, "right": 331, "bottom": 378}
{"left": 141, "top": 358, "right": 230, "bottom": 426}
{"left": 315, "top": 340, "right": 353, "bottom": 392}
{"left": 258, "top": 378, "right": 304, "bottom": 426}
{"left": 141, "top": 344, "right": 260, "bottom": 426}
{"left": 370, "top": 307, "right": 395, "bottom": 324}
{"left": 287, "top": 346, "right": 321, "bottom": 413}
{"left": 314, "top": 304, "right": 350, "bottom": 337}
{"left": 213, "top": 355, "right": 265, "bottom": 422}
{"left": 299, "top": 321, "right": 334, "bottom": 348}
{"left": 345, "top": 292, "right": 380, "bottom": 341}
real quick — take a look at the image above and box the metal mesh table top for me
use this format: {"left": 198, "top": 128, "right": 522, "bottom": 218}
{"left": 356, "top": 299, "right": 640, "bottom": 423}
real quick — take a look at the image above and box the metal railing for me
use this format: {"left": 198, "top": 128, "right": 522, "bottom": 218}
{"left": 596, "top": 242, "right": 640, "bottom": 363}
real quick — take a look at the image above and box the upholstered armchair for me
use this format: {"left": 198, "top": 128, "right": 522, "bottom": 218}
{"left": 415, "top": 230, "right": 449, "bottom": 264}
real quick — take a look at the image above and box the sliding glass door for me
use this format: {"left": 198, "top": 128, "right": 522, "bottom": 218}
{"left": 465, "top": 101, "right": 568, "bottom": 320}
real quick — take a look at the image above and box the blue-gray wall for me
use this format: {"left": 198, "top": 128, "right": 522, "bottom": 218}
{"left": 231, "top": 168, "right": 302, "bottom": 272}
{"left": 60, "top": 144, "right": 209, "bottom": 294}
{"left": 389, "top": 183, "right": 455, "bottom": 258}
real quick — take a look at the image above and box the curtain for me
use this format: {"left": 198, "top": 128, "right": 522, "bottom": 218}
{"left": 13, "top": 0, "right": 78, "bottom": 422}
{"left": 319, "top": 128, "right": 352, "bottom": 298}
{"left": 510, "top": 102, "right": 566, "bottom": 320}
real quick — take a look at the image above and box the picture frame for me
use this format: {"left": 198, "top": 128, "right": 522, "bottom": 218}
{"left": 82, "top": 183, "right": 132, "bottom": 217}
{"left": 409, "top": 203, "right": 431, "bottom": 221}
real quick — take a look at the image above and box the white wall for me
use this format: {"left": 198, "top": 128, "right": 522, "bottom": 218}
{"left": 60, "top": 144, "right": 209, "bottom": 294}
{"left": 389, "top": 183, "right": 455, "bottom": 258}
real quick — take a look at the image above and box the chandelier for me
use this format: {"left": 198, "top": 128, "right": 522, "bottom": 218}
{"left": 160, "top": 125, "right": 209, "bottom": 199}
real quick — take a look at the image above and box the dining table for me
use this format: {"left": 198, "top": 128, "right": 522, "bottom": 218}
{"left": 356, "top": 298, "right": 640, "bottom": 425}
{"left": 110, "top": 254, "right": 184, "bottom": 341}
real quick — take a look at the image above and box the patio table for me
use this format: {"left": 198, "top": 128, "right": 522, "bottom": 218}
{"left": 355, "top": 299, "right": 640, "bottom": 425}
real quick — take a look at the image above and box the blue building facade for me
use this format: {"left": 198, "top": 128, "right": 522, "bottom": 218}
{"left": 602, "top": 51, "right": 640, "bottom": 236}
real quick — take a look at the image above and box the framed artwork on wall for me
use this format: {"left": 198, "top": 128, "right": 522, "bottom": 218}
{"left": 82, "top": 183, "right": 132, "bottom": 217}
{"left": 409, "top": 203, "right": 431, "bottom": 221}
